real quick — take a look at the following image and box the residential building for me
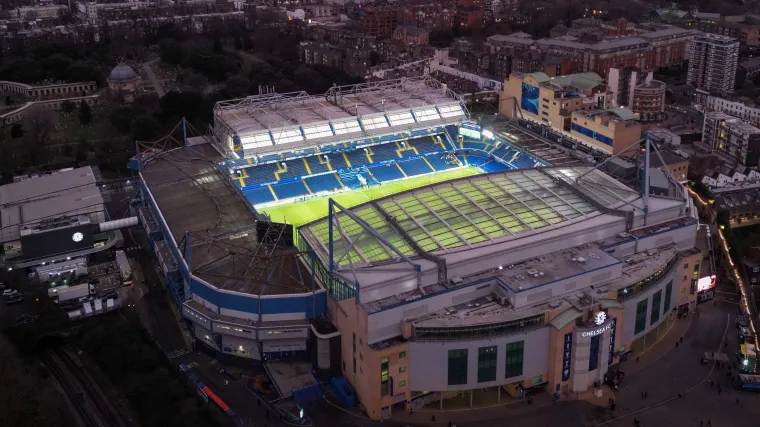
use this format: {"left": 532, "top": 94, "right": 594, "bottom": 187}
{"left": 393, "top": 26, "right": 429, "bottom": 45}
{"left": 455, "top": 0, "right": 484, "bottom": 29}
{"left": 687, "top": 34, "right": 739, "bottom": 95}
{"left": 650, "top": 151, "right": 690, "bottom": 183}
{"left": 362, "top": 6, "right": 398, "bottom": 39}
{"left": 704, "top": 94, "right": 760, "bottom": 128}
{"left": 697, "top": 19, "right": 760, "bottom": 47}
{"left": 501, "top": 71, "right": 642, "bottom": 154}
{"left": 703, "top": 111, "right": 760, "bottom": 167}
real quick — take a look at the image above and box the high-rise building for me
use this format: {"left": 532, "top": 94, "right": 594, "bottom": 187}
{"left": 703, "top": 111, "right": 760, "bottom": 167}
{"left": 687, "top": 34, "right": 740, "bottom": 95}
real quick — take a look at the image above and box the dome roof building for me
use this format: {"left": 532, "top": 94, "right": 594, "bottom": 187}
{"left": 108, "top": 64, "right": 140, "bottom": 82}
{"left": 107, "top": 63, "right": 141, "bottom": 103}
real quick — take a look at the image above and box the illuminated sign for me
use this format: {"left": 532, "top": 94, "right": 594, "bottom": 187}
{"left": 581, "top": 323, "right": 613, "bottom": 338}
{"left": 697, "top": 275, "right": 717, "bottom": 292}
{"left": 593, "top": 311, "right": 607, "bottom": 326}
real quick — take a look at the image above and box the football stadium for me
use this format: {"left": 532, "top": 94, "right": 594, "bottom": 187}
{"left": 136, "top": 77, "right": 707, "bottom": 420}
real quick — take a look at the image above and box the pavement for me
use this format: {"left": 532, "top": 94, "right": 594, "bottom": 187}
{"left": 141, "top": 58, "right": 165, "bottom": 98}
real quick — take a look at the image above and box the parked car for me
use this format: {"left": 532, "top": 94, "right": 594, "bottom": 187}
{"left": 6, "top": 294, "right": 23, "bottom": 304}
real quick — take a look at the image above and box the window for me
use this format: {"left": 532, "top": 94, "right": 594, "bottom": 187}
{"left": 398, "top": 380, "right": 406, "bottom": 388}
{"left": 505, "top": 341, "right": 524, "bottom": 378}
{"left": 477, "top": 346, "right": 497, "bottom": 383}
{"left": 682, "top": 276, "right": 687, "bottom": 281}
{"left": 663, "top": 281, "right": 673, "bottom": 313}
{"left": 360, "top": 353, "right": 363, "bottom": 361}
{"left": 399, "top": 351, "right": 406, "bottom": 359}
{"left": 353, "top": 357, "right": 356, "bottom": 374}
{"left": 588, "top": 335, "right": 601, "bottom": 371}
{"left": 380, "top": 357, "right": 390, "bottom": 396}
{"left": 651, "top": 290, "right": 662, "bottom": 325}
{"left": 353, "top": 333, "right": 356, "bottom": 353}
{"left": 399, "top": 366, "right": 406, "bottom": 373}
{"left": 683, "top": 263, "right": 689, "bottom": 269}
{"left": 360, "top": 338, "right": 363, "bottom": 346}
{"left": 635, "top": 299, "right": 648, "bottom": 334}
{"left": 447, "top": 349, "right": 468, "bottom": 385}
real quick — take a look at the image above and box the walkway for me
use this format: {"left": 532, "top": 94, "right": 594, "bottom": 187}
{"left": 141, "top": 58, "right": 165, "bottom": 98}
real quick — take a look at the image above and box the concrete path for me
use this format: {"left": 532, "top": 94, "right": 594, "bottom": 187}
{"left": 141, "top": 58, "right": 165, "bottom": 98}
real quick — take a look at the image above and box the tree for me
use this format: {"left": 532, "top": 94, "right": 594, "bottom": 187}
{"left": 429, "top": 28, "right": 455, "bottom": 48}
{"left": 223, "top": 76, "right": 250, "bottom": 98}
{"left": 78, "top": 101, "right": 92, "bottom": 125}
{"left": 130, "top": 115, "right": 160, "bottom": 141}
{"left": 109, "top": 106, "right": 135, "bottom": 133}
{"left": 66, "top": 61, "right": 101, "bottom": 85}
{"left": 10, "top": 123, "right": 23, "bottom": 138}
{"left": 60, "top": 100, "right": 75, "bottom": 113}
{"left": 158, "top": 39, "right": 183, "bottom": 65}
{"left": 23, "top": 106, "right": 56, "bottom": 147}
{"left": 41, "top": 53, "right": 73, "bottom": 81}
{"left": 369, "top": 51, "right": 380, "bottom": 66}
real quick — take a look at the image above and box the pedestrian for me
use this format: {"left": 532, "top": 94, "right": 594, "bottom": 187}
{"left": 644, "top": 392, "right": 648, "bottom": 398}
{"left": 710, "top": 380, "right": 713, "bottom": 388}
{"left": 707, "top": 421, "right": 711, "bottom": 427}
{"left": 633, "top": 418, "right": 638, "bottom": 426}
{"left": 636, "top": 356, "right": 640, "bottom": 362}
{"left": 448, "top": 421, "right": 452, "bottom": 427}
{"left": 680, "top": 337, "right": 684, "bottom": 343}
{"left": 611, "top": 402, "right": 616, "bottom": 411}
{"left": 700, "top": 421, "right": 703, "bottom": 427}
{"left": 431, "top": 415, "right": 436, "bottom": 422}
{"left": 737, "top": 398, "right": 740, "bottom": 405}
{"left": 676, "top": 341, "right": 679, "bottom": 347}
{"left": 725, "top": 341, "right": 728, "bottom": 348}
{"left": 718, "top": 387, "right": 721, "bottom": 395}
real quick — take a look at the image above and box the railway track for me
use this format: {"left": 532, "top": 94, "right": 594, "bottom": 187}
{"left": 42, "top": 345, "right": 128, "bottom": 427}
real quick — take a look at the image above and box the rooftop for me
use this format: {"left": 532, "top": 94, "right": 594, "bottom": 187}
{"left": 214, "top": 77, "right": 467, "bottom": 157}
{"left": 140, "top": 143, "right": 312, "bottom": 296}
{"left": 548, "top": 72, "right": 604, "bottom": 92}
{"left": 0, "top": 166, "right": 99, "bottom": 206}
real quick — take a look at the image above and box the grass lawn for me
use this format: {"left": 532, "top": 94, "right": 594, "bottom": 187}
{"left": 260, "top": 167, "right": 481, "bottom": 227}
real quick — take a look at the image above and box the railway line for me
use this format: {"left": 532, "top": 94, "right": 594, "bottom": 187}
{"left": 42, "top": 344, "right": 129, "bottom": 427}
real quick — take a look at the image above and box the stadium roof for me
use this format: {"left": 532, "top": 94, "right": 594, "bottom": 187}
{"left": 300, "top": 166, "right": 691, "bottom": 302}
{"left": 213, "top": 76, "right": 468, "bottom": 158}
{"left": 140, "top": 143, "right": 312, "bottom": 296}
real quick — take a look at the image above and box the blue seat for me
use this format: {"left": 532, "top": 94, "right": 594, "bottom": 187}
{"left": 242, "top": 163, "right": 280, "bottom": 185}
{"left": 464, "top": 154, "right": 489, "bottom": 167}
{"left": 409, "top": 136, "right": 444, "bottom": 154}
{"left": 398, "top": 158, "right": 433, "bottom": 177}
{"left": 272, "top": 180, "right": 309, "bottom": 200}
{"left": 480, "top": 161, "right": 513, "bottom": 173}
{"left": 324, "top": 152, "right": 348, "bottom": 170}
{"left": 345, "top": 149, "right": 370, "bottom": 168}
{"left": 368, "top": 163, "right": 405, "bottom": 182}
{"left": 243, "top": 186, "right": 276, "bottom": 205}
{"left": 424, "top": 154, "right": 458, "bottom": 171}
{"left": 370, "top": 143, "right": 400, "bottom": 163}
{"left": 305, "top": 173, "right": 342, "bottom": 193}
{"left": 304, "top": 156, "right": 329, "bottom": 175}
{"left": 275, "top": 158, "right": 308, "bottom": 180}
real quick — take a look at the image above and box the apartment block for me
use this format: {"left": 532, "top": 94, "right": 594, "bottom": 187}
{"left": 703, "top": 111, "right": 760, "bottom": 167}
{"left": 687, "top": 34, "right": 739, "bottom": 95}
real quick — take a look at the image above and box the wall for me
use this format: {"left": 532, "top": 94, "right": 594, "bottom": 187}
{"left": 366, "top": 280, "right": 498, "bottom": 344}
{"left": 408, "top": 326, "right": 550, "bottom": 392}
{"left": 620, "top": 268, "right": 677, "bottom": 345}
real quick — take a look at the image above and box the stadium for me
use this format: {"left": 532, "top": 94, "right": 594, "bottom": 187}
{"left": 136, "top": 76, "right": 706, "bottom": 420}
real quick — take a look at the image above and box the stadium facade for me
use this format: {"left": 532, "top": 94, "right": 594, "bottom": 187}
{"left": 296, "top": 167, "right": 704, "bottom": 418}
{"left": 136, "top": 76, "right": 706, "bottom": 419}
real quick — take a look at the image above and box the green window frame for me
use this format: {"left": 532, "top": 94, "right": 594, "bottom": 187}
{"left": 380, "top": 357, "right": 390, "bottom": 396}
{"left": 635, "top": 299, "right": 648, "bottom": 334}
{"left": 399, "top": 366, "right": 406, "bottom": 373}
{"left": 651, "top": 290, "right": 662, "bottom": 325}
{"left": 447, "top": 349, "right": 468, "bottom": 385}
{"left": 477, "top": 346, "right": 497, "bottom": 383}
{"left": 505, "top": 341, "right": 524, "bottom": 378}
{"left": 398, "top": 380, "right": 406, "bottom": 387}
{"left": 399, "top": 351, "right": 406, "bottom": 359}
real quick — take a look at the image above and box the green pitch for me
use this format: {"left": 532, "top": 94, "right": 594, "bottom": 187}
{"left": 260, "top": 167, "right": 481, "bottom": 227}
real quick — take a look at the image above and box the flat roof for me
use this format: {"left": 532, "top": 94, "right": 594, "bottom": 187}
{"left": 0, "top": 166, "right": 98, "bottom": 206}
{"left": 408, "top": 243, "right": 679, "bottom": 329}
{"left": 140, "top": 143, "right": 311, "bottom": 296}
